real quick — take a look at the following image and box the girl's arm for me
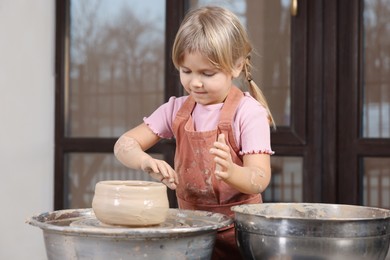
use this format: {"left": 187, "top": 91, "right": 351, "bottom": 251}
{"left": 114, "top": 123, "right": 178, "bottom": 190}
{"left": 210, "top": 134, "right": 271, "bottom": 194}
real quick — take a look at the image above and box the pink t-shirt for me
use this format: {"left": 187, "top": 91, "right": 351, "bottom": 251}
{"left": 144, "top": 92, "right": 274, "bottom": 155}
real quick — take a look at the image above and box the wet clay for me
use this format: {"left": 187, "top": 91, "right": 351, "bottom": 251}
{"left": 249, "top": 168, "right": 265, "bottom": 193}
{"left": 113, "top": 135, "right": 138, "bottom": 155}
{"left": 92, "top": 180, "right": 169, "bottom": 226}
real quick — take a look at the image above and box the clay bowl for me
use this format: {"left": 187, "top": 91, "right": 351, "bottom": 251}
{"left": 92, "top": 180, "right": 169, "bottom": 226}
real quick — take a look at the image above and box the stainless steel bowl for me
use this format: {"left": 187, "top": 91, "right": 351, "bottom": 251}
{"left": 232, "top": 203, "right": 390, "bottom": 260}
{"left": 27, "top": 208, "right": 232, "bottom": 260}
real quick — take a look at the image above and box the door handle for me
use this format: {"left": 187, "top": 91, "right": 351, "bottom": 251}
{"left": 291, "top": 0, "right": 298, "bottom": 16}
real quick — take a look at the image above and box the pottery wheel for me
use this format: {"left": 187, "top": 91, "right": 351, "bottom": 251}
{"left": 32, "top": 208, "right": 232, "bottom": 238}
{"left": 28, "top": 208, "right": 234, "bottom": 260}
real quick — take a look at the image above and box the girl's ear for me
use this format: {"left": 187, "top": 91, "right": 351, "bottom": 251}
{"left": 232, "top": 58, "right": 244, "bottom": 78}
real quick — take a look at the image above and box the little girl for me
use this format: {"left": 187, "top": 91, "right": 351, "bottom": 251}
{"left": 114, "top": 6, "right": 274, "bottom": 260}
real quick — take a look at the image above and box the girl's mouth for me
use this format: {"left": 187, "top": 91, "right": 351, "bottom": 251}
{"left": 192, "top": 91, "right": 207, "bottom": 95}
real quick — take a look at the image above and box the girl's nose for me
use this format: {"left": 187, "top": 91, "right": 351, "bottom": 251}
{"left": 190, "top": 76, "right": 203, "bottom": 88}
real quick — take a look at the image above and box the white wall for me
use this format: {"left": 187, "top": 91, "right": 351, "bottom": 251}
{"left": 0, "top": 0, "right": 54, "bottom": 259}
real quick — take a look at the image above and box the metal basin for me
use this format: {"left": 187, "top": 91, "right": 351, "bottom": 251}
{"left": 27, "top": 208, "right": 232, "bottom": 260}
{"left": 232, "top": 203, "right": 390, "bottom": 260}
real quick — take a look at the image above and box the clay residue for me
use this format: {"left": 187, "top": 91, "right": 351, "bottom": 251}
{"left": 114, "top": 135, "right": 138, "bottom": 155}
{"left": 249, "top": 168, "right": 265, "bottom": 193}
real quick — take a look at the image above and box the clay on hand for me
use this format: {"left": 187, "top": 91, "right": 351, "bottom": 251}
{"left": 141, "top": 157, "right": 178, "bottom": 190}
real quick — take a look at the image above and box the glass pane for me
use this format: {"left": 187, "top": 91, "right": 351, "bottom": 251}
{"left": 68, "top": 0, "right": 166, "bottom": 137}
{"left": 188, "top": 0, "right": 291, "bottom": 126}
{"left": 66, "top": 153, "right": 161, "bottom": 208}
{"left": 263, "top": 156, "right": 303, "bottom": 202}
{"left": 362, "top": 157, "right": 390, "bottom": 209}
{"left": 362, "top": 0, "right": 390, "bottom": 138}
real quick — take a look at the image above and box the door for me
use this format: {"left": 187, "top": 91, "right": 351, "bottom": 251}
{"left": 55, "top": 0, "right": 179, "bottom": 208}
{"left": 338, "top": 0, "right": 390, "bottom": 207}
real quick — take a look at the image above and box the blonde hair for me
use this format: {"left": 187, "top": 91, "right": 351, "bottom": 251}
{"left": 172, "top": 6, "right": 275, "bottom": 127}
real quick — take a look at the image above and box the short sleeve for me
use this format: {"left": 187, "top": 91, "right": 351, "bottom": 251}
{"left": 143, "top": 96, "right": 187, "bottom": 139}
{"left": 236, "top": 93, "right": 274, "bottom": 155}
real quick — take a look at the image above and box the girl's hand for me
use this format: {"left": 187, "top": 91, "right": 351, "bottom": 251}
{"left": 210, "top": 133, "right": 271, "bottom": 194}
{"left": 141, "top": 157, "right": 178, "bottom": 190}
{"left": 210, "top": 134, "right": 234, "bottom": 180}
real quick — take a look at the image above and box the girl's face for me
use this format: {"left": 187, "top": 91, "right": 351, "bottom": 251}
{"left": 179, "top": 51, "right": 241, "bottom": 105}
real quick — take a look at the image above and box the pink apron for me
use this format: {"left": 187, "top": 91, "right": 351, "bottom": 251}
{"left": 172, "top": 86, "right": 262, "bottom": 260}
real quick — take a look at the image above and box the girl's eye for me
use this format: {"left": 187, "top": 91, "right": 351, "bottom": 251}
{"left": 203, "top": 72, "right": 215, "bottom": 77}
{"left": 181, "top": 69, "right": 191, "bottom": 74}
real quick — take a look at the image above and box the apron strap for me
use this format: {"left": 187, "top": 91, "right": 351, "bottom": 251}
{"left": 218, "top": 86, "right": 244, "bottom": 154}
{"left": 172, "top": 95, "right": 195, "bottom": 135}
